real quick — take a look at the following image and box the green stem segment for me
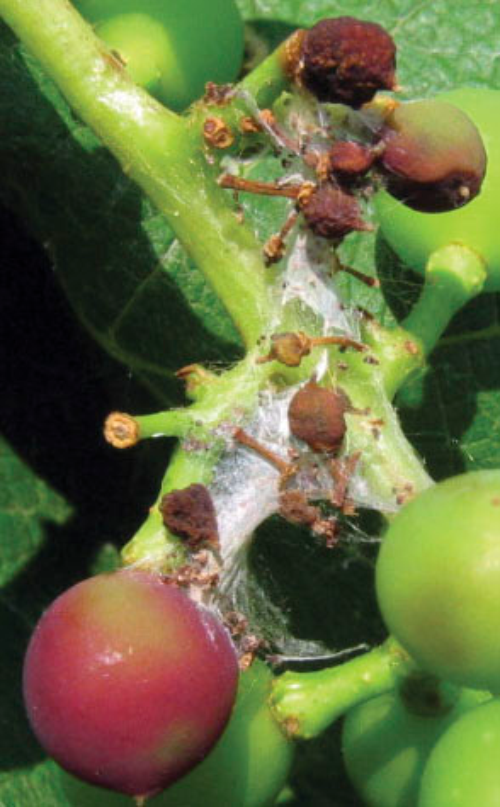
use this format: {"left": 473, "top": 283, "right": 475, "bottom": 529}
{"left": 121, "top": 443, "right": 220, "bottom": 572}
{"left": 0, "top": 0, "right": 271, "bottom": 346}
{"left": 136, "top": 410, "right": 193, "bottom": 439}
{"left": 363, "top": 319, "right": 425, "bottom": 401}
{"left": 121, "top": 354, "right": 274, "bottom": 569}
{"left": 402, "top": 243, "right": 487, "bottom": 356}
{"left": 238, "top": 33, "right": 297, "bottom": 109}
{"left": 270, "top": 637, "right": 417, "bottom": 739}
{"left": 190, "top": 30, "right": 298, "bottom": 145}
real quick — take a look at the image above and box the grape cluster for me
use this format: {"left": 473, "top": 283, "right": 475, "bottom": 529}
{"left": 343, "top": 470, "right": 500, "bottom": 805}
{"left": 19, "top": 7, "right": 500, "bottom": 807}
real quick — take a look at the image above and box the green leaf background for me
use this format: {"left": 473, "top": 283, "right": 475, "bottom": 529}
{"left": 1, "top": 0, "right": 500, "bottom": 803}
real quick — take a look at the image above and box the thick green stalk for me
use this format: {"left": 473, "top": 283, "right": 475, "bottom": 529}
{"left": 0, "top": 0, "right": 271, "bottom": 345}
{"left": 402, "top": 243, "right": 486, "bottom": 356}
{"left": 270, "top": 637, "right": 416, "bottom": 739}
{"left": 121, "top": 354, "right": 274, "bottom": 568}
{"left": 363, "top": 319, "right": 425, "bottom": 401}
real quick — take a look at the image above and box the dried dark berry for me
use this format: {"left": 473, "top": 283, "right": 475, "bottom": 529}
{"left": 288, "top": 381, "right": 350, "bottom": 454}
{"left": 266, "top": 332, "right": 311, "bottom": 366}
{"left": 299, "top": 17, "right": 397, "bottom": 108}
{"left": 160, "top": 484, "right": 219, "bottom": 549}
{"left": 378, "top": 99, "right": 487, "bottom": 212}
{"left": 299, "top": 184, "right": 368, "bottom": 240}
{"left": 328, "top": 140, "right": 377, "bottom": 180}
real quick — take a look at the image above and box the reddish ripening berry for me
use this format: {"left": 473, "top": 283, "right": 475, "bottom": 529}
{"left": 378, "top": 99, "right": 487, "bottom": 212}
{"left": 288, "top": 381, "right": 350, "bottom": 453}
{"left": 299, "top": 184, "right": 368, "bottom": 240}
{"left": 298, "top": 17, "right": 397, "bottom": 108}
{"left": 23, "top": 569, "right": 238, "bottom": 798}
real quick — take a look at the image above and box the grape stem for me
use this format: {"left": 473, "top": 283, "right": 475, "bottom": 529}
{"left": 402, "top": 243, "right": 487, "bottom": 358}
{"left": 0, "top": 0, "right": 273, "bottom": 347}
{"left": 270, "top": 636, "right": 417, "bottom": 739}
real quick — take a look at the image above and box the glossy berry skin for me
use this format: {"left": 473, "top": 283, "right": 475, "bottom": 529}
{"left": 419, "top": 699, "right": 500, "bottom": 806}
{"left": 375, "top": 88, "right": 500, "bottom": 291}
{"left": 59, "top": 659, "right": 293, "bottom": 807}
{"left": 23, "top": 569, "right": 238, "bottom": 797}
{"left": 378, "top": 99, "right": 486, "bottom": 212}
{"left": 376, "top": 470, "right": 500, "bottom": 692}
{"left": 73, "top": 0, "right": 244, "bottom": 111}
{"left": 342, "top": 680, "right": 490, "bottom": 807}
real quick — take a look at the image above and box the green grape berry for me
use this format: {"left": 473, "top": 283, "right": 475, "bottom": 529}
{"left": 375, "top": 88, "right": 500, "bottom": 291}
{"left": 59, "top": 659, "right": 294, "bottom": 807}
{"left": 73, "top": 0, "right": 244, "bottom": 111}
{"left": 342, "top": 674, "right": 490, "bottom": 807}
{"left": 376, "top": 470, "right": 500, "bottom": 692}
{"left": 419, "top": 699, "right": 500, "bottom": 806}
{"left": 160, "top": 658, "right": 294, "bottom": 807}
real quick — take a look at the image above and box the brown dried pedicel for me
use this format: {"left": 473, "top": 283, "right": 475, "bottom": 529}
{"left": 298, "top": 17, "right": 397, "bottom": 108}
{"left": 160, "top": 484, "right": 219, "bottom": 550}
{"left": 261, "top": 332, "right": 311, "bottom": 367}
{"left": 299, "top": 184, "right": 369, "bottom": 240}
{"left": 378, "top": 99, "right": 487, "bottom": 212}
{"left": 288, "top": 382, "right": 350, "bottom": 453}
{"left": 257, "top": 331, "right": 366, "bottom": 366}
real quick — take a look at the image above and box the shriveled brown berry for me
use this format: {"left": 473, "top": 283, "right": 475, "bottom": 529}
{"left": 160, "top": 484, "right": 219, "bottom": 550}
{"left": 378, "top": 99, "right": 487, "bottom": 212}
{"left": 299, "top": 184, "right": 369, "bottom": 240}
{"left": 299, "top": 17, "right": 397, "bottom": 108}
{"left": 328, "top": 140, "right": 377, "bottom": 179}
{"left": 267, "top": 331, "right": 311, "bottom": 366}
{"left": 288, "top": 381, "right": 350, "bottom": 454}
